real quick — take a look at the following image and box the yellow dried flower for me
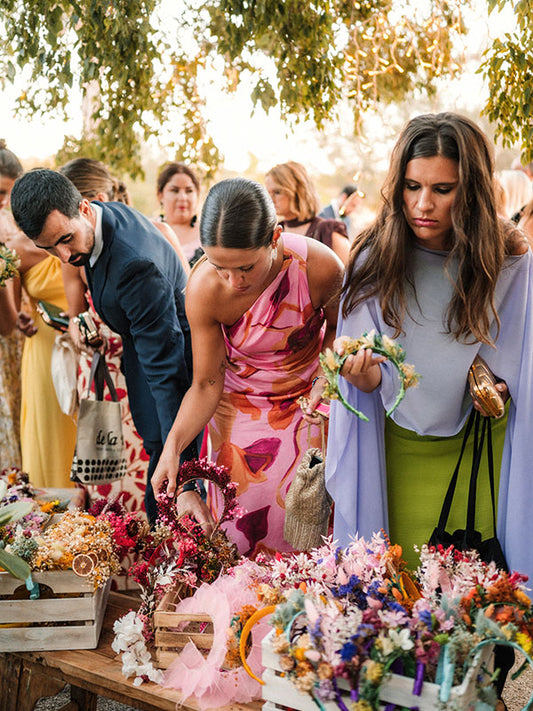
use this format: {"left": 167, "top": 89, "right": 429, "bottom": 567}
{"left": 515, "top": 589, "right": 531, "bottom": 607}
{"left": 515, "top": 632, "right": 533, "bottom": 655}
{"left": 363, "top": 659, "right": 384, "bottom": 684}
{"left": 351, "top": 701, "right": 373, "bottom": 711}
{"left": 399, "top": 362, "right": 420, "bottom": 389}
{"left": 323, "top": 348, "right": 338, "bottom": 371}
{"left": 317, "top": 661, "right": 334, "bottom": 679}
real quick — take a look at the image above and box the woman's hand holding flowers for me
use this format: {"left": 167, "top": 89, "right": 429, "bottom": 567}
{"left": 319, "top": 331, "right": 420, "bottom": 420}
{"left": 151, "top": 445, "right": 180, "bottom": 498}
{"left": 334, "top": 335, "right": 386, "bottom": 392}
{"left": 175, "top": 489, "right": 216, "bottom": 538}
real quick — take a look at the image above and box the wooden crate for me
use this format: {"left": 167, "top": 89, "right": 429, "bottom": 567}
{"left": 0, "top": 570, "right": 110, "bottom": 653}
{"left": 262, "top": 629, "right": 493, "bottom": 711}
{"left": 153, "top": 586, "right": 213, "bottom": 669}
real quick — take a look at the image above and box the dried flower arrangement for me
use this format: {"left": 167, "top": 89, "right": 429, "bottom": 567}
{"left": 112, "top": 458, "right": 242, "bottom": 686}
{"left": 0, "top": 468, "right": 147, "bottom": 594}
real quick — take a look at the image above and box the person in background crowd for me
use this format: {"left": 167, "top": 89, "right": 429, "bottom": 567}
{"left": 265, "top": 161, "right": 351, "bottom": 264}
{"left": 2, "top": 160, "right": 77, "bottom": 487}
{"left": 518, "top": 198, "right": 533, "bottom": 248}
{"left": 496, "top": 169, "right": 532, "bottom": 222}
{"left": 0, "top": 140, "right": 26, "bottom": 467}
{"left": 319, "top": 113, "right": 532, "bottom": 708}
{"left": 10, "top": 168, "right": 200, "bottom": 523}
{"left": 151, "top": 177, "right": 344, "bottom": 557}
{"left": 319, "top": 183, "right": 365, "bottom": 240}
{"left": 157, "top": 162, "right": 203, "bottom": 268}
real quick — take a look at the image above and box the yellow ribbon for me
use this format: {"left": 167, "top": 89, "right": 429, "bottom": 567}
{"left": 239, "top": 604, "right": 276, "bottom": 684}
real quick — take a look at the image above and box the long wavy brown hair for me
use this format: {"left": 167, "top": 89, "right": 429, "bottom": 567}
{"left": 342, "top": 112, "right": 514, "bottom": 346}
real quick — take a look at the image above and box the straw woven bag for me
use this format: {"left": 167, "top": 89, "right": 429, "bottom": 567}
{"left": 284, "top": 415, "right": 332, "bottom": 550}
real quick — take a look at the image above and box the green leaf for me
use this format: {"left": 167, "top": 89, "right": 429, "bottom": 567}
{"left": 0, "top": 547, "right": 32, "bottom": 580}
{"left": 0, "top": 500, "right": 33, "bottom": 527}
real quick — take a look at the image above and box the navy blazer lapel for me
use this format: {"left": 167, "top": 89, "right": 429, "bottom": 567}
{"left": 89, "top": 203, "right": 115, "bottom": 316}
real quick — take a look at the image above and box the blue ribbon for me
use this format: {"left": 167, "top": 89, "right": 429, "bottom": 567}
{"left": 25, "top": 574, "right": 40, "bottom": 600}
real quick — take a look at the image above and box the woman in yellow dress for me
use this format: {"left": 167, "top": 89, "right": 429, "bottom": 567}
{"left": 4, "top": 229, "right": 77, "bottom": 488}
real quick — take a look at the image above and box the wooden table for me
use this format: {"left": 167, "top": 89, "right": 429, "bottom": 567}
{"left": 0, "top": 592, "right": 262, "bottom": 711}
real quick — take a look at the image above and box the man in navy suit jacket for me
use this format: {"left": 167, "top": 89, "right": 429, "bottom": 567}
{"left": 10, "top": 168, "right": 198, "bottom": 523}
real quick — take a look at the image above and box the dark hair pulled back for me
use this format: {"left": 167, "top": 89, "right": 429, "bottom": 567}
{"left": 200, "top": 178, "right": 277, "bottom": 249}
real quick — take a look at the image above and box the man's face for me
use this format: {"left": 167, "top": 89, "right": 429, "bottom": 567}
{"left": 33, "top": 199, "right": 96, "bottom": 267}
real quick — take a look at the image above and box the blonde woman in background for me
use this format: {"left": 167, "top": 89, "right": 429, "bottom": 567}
{"left": 265, "top": 161, "right": 351, "bottom": 265}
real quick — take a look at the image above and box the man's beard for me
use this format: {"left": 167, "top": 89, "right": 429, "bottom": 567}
{"left": 69, "top": 252, "right": 91, "bottom": 267}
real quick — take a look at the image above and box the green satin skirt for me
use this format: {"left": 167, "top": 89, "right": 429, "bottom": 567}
{"left": 385, "top": 407, "right": 508, "bottom": 569}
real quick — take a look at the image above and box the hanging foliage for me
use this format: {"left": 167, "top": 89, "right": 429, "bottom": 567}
{"left": 4, "top": 0, "right": 519, "bottom": 178}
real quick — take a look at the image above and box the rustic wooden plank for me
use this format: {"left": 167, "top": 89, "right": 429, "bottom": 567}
{"left": 153, "top": 610, "right": 211, "bottom": 626}
{"left": 0, "top": 581, "right": 109, "bottom": 653}
{"left": 0, "top": 596, "right": 97, "bottom": 624}
{"left": 155, "top": 630, "right": 214, "bottom": 646}
{"left": 69, "top": 685, "right": 98, "bottom": 711}
{"left": 0, "top": 570, "right": 93, "bottom": 596}
{"left": 0, "top": 654, "right": 23, "bottom": 711}
{"left": 18, "top": 659, "right": 66, "bottom": 711}
{"left": 0, "top": 624, "right": 99, "bottom": 653}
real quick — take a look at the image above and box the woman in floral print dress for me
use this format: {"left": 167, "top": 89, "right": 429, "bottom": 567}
{"left": 152, "top": 178, "right": 344, "bottom": 556}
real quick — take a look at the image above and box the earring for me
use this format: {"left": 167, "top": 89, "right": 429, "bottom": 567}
{"left": 159, "top": 203, "right": 164, "bottom": 221}
{"left": 190, "top": 215, "right": 198, "bottom": 227}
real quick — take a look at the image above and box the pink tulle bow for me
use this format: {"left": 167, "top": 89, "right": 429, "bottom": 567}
{"left": 161, "top": 571, "right": 270, "bottom": 709}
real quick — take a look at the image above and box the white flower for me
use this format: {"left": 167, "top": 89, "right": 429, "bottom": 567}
{"left": 360, "top": 329, "right": 377, "bottom": 348}
{"left": 112, "top": 610, "right": 163, "bottom": 686}
{"left": 112, "top": 610, "right": 145, "bottom": 650}
{"left": 388, "top": 627, "right": 414, "bottom": 652}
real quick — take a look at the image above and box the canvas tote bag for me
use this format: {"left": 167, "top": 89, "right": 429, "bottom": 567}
{"left": 71, "top": 351, "right": 128, "bottom": 485}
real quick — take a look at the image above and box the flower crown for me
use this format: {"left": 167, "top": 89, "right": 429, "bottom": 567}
{"left": 319, "top": 330, "right": 420, "bottom": 421}
{"left": 172, "top": 457, "right": 242, "bottom": 529}
{"left": 0, "top": 244, "right": 21, "bottom": 287}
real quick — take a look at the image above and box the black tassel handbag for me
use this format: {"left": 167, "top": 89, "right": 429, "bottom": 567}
{"left": 428, "top": 408, "right": 508, "bottom": 571}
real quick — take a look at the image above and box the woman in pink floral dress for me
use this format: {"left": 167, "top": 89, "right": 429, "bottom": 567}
{"left": 152, "top": 178, "right": 344, "bottom": 557}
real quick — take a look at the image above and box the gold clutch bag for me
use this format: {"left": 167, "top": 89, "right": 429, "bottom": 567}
{"left": 468, "top": 355, "right": 505, "bottom": 419}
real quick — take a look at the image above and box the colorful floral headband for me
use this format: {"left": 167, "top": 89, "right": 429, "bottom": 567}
{"left": 169, "top": 457, "right": 243, "bottom": 531}
{"left": 319, "top": 330, "right": 420, "bottom": 421}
